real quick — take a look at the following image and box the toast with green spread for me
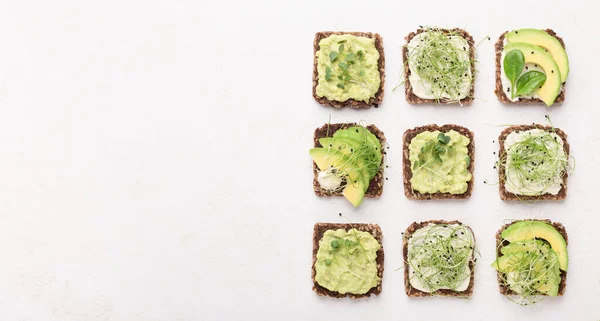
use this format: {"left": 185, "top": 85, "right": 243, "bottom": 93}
{"left": 312, "top": 32, "right": 385, "bottom": 108}
{"left": 312, "top": 222, "right": 384, "bottom": 298}
{"left": 403, "top": 124, "right": 475, "bottom": 200}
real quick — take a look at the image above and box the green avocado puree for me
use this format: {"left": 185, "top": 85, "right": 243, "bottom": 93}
{"left": 409, "top": 130, "right": 472, "bottom": 194}
{"left": 315, "top": 34, "right": 381, "bottom": 103}
{"left": 315, "top": 228, "right": 381, "bottom": 294}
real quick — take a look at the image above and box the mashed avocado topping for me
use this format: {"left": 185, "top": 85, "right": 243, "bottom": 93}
{"left": 409, "top": 130, "right": 472, "bottom": 194}
{"left": 315, "top": 228, "right": 381, "bottom": 294}
{"left": 315, "top": 34, "right": 381, "bottom": 103}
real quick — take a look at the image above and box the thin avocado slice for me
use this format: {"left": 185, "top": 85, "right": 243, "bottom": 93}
{"left": 506, "top": 29, "right": 569, "bottom": 82}
{"left": 500, "top": 239, "right": 548, "bottom": 255}
{"left": 504, "top": 42, "right": 562, "bottom": 106}
{"left": 333, "top": 127, "right": 382, "bottom": 172}
{"left": 342, "top": 174, "right": 366, "bottom": 207}
{"left": 501, "top": 221, "right": 568, "bottom": 271}
{"left": 309, "top": 148, "right": 366, "bottom": 206}
{"left": 319, "top": 137, "right": 375, "bottom": 182}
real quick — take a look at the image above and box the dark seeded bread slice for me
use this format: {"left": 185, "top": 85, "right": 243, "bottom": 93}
{"left": 403, "top": 28, "right": 475, "bottom": 105}
{"left": 494, "top": 29, "right": 566, "bottom": 104}
{"left": 313, "top": 123, "right": 386, "bottom": 198}
{"left": 312, "top": 32, "right": 385, "bottom": 108}
{"left": 312, "top": 222, "right": 384, "bottom": 298}
{"left": 495, "top": 219, "right": 568, "bottom": 296}
{"left": 498, "top": 124, "right": 570, "bottom": 201}
{"left": 402, "top": 124, "right": 475, "bottom": 200}
{"left": 403, "top": 220, "right": 476, "bottom": 297}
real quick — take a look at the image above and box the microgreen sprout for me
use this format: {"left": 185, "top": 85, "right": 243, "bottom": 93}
{"left": 324, "top": 40, "right": 374, "bottom": 95}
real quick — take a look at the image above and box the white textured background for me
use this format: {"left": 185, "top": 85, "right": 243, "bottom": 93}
{"left": 1, "top": 0, "right": 599, "bottom": 320}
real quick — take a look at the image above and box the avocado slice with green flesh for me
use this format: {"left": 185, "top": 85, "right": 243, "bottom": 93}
{"left": 504, "top": 42, "right": 562, "bottom": 106}
{"left": 501, "top": 221, "right": 568, "bottom": 270}
{"left": 500, "top": 239, "right": 548, "bottom": 255}
{"left": 319, "top": 137, "right": 376, "bottom": 181}
{"left": 492, "top": 246, "right": 561, "bottom": 296}
{"left": 309, "top": 148, "right": 366, "bottom": 206}
{"left": 333, "top": 127, "right": 382, "bottom": 170}
{"left": 506, "top": 29, "right": 569, "bottom": 82}
{"left": 342, "top": 175, "right": 366, "bottom": 207}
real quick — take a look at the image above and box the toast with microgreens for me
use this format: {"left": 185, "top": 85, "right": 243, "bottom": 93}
{"left": 402, "top": 27, "right": 476, "bottom": 105}
{"left": 497, "top": 124, "right": 572, "bottom": 201}
{"left": 403, "top": 220, "right": 476, "bottom": 297}
{"left": 403, "top": 124, "right": 474, "bottom": 200}
{"left": 310, "top": 123, "right": 386, "bottom": 207}
{"left": 312, "top": 32, "right": 385, "bottom": 108}
{"left": 493, "top": 219, "right": 568, "bottom": 305}
{"left": 312, "top": 222, "right": 384, "bottom": 298}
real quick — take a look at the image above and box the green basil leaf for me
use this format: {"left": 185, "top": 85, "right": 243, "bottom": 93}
{"left": 503, "top": 50, "right": 525, "bottom": 98}
{"left": 325, "top": 67, "right": 332, "bottom": 81}
{"left": 338, "top": 62, "right": 349, "bottom": 71}
{"left": 324, "top": 258, "right": 332, "bottom": 265}
{"left": 345, "top": 53, "right": 355, "bottom": 62}
{"left": 464, "top": 156, "right": 471, "bottom": 167}
{"left": 339, "top": 43, "right": 344, "bottom": 53}
{"left": 515, "top": 71, "right": 547, "bottom": 97}
{"left": 329, "top": 51, "right": 338, "bottom": 62}
{"left": 336, "top": 83, "right": 345, "bottom": 89}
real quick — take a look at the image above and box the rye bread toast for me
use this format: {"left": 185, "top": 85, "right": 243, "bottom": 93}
{"left": 402, "top": 124, "right": 475, "bottom": 200}
{"left": 403, "top": 220, "right": 476, "bottom": 297}
{"left": 495, "top": 219, "right": 568, "bottom": 296}
{"left": 312, "top": 222, "right": 384, "bottom": 298}
{"left": 403, "top": 28, "right": 475, "bottom": 105}
{"left": 494, "top": 29, "right": 566, "bottom": 104}
{"left": 313, "top": 123, "right": 386, "bottom": 198}
{"left": 497, "top": 124, "right": 570, "bottom": 201}
{"left": 312, "top": 32, "right": 385, "bottom": 108}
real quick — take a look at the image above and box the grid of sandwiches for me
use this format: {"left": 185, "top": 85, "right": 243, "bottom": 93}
{"left": 308, "top": 27, "right": 573, "bottom": 305}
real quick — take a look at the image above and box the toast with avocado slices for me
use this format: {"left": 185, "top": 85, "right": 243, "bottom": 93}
{"left": 402, "top": 124, "right": 474, "bottom": 200}
{"left": 495, "top": 29, "right": 568, "bottom": 106}
{"left": 403, "top": 220, "right": 476, "bottom": 297}
{"left": 311, "top": 123, "right": 386, "bottom": 207}
{"left": 493, "top": 220, "right": 568, "bottom": 304}
{"left": 312, "top": 32, "right": 385, "bottom": 108}
{"left": 497, "top": 124, "right": 571, "bottom": 201}
{"left": 312, "top": 222, "right": 384, "bottom": 298}
{"left": 403, "top": 27, "right": 476, "bottom": 105}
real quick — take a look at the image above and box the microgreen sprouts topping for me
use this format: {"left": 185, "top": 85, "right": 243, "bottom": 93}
{"left": 499, "top": 125, "right": 574, "bottom": 198}
{"left": 405, "top": 27, "right": 474, "bottom": 103}
{"left": 407, "top": 224, "right": 475, "bottom": 294}
{"left": 324, "top": 40, "right": 374, "bottom": 95}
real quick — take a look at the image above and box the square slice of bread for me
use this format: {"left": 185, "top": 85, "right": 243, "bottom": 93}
{"left": 495, "top": 219, "right": 568, "bottom": 296}
{"left": 403, "top": 28, "right": 475, "bottom": 105}
{"left": 312, "top": 222, "right": 384, "bottom": 298}
{"left": 403, "top": 220, "right": 476, "bottom": 297}
{"left": 312, "top": 32, "right": 385, "bottom": 108}
{"left": 313, "top": 123, "right": 386, "bottom": 198}
{"left": 494, "top": 29, "right": 566, "bottom": 104}
{"left": 402, "top": 124, "right": 475, "bottom": 200}
{"left": 498, "top": 124, "right": 570, "bottom": 201}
